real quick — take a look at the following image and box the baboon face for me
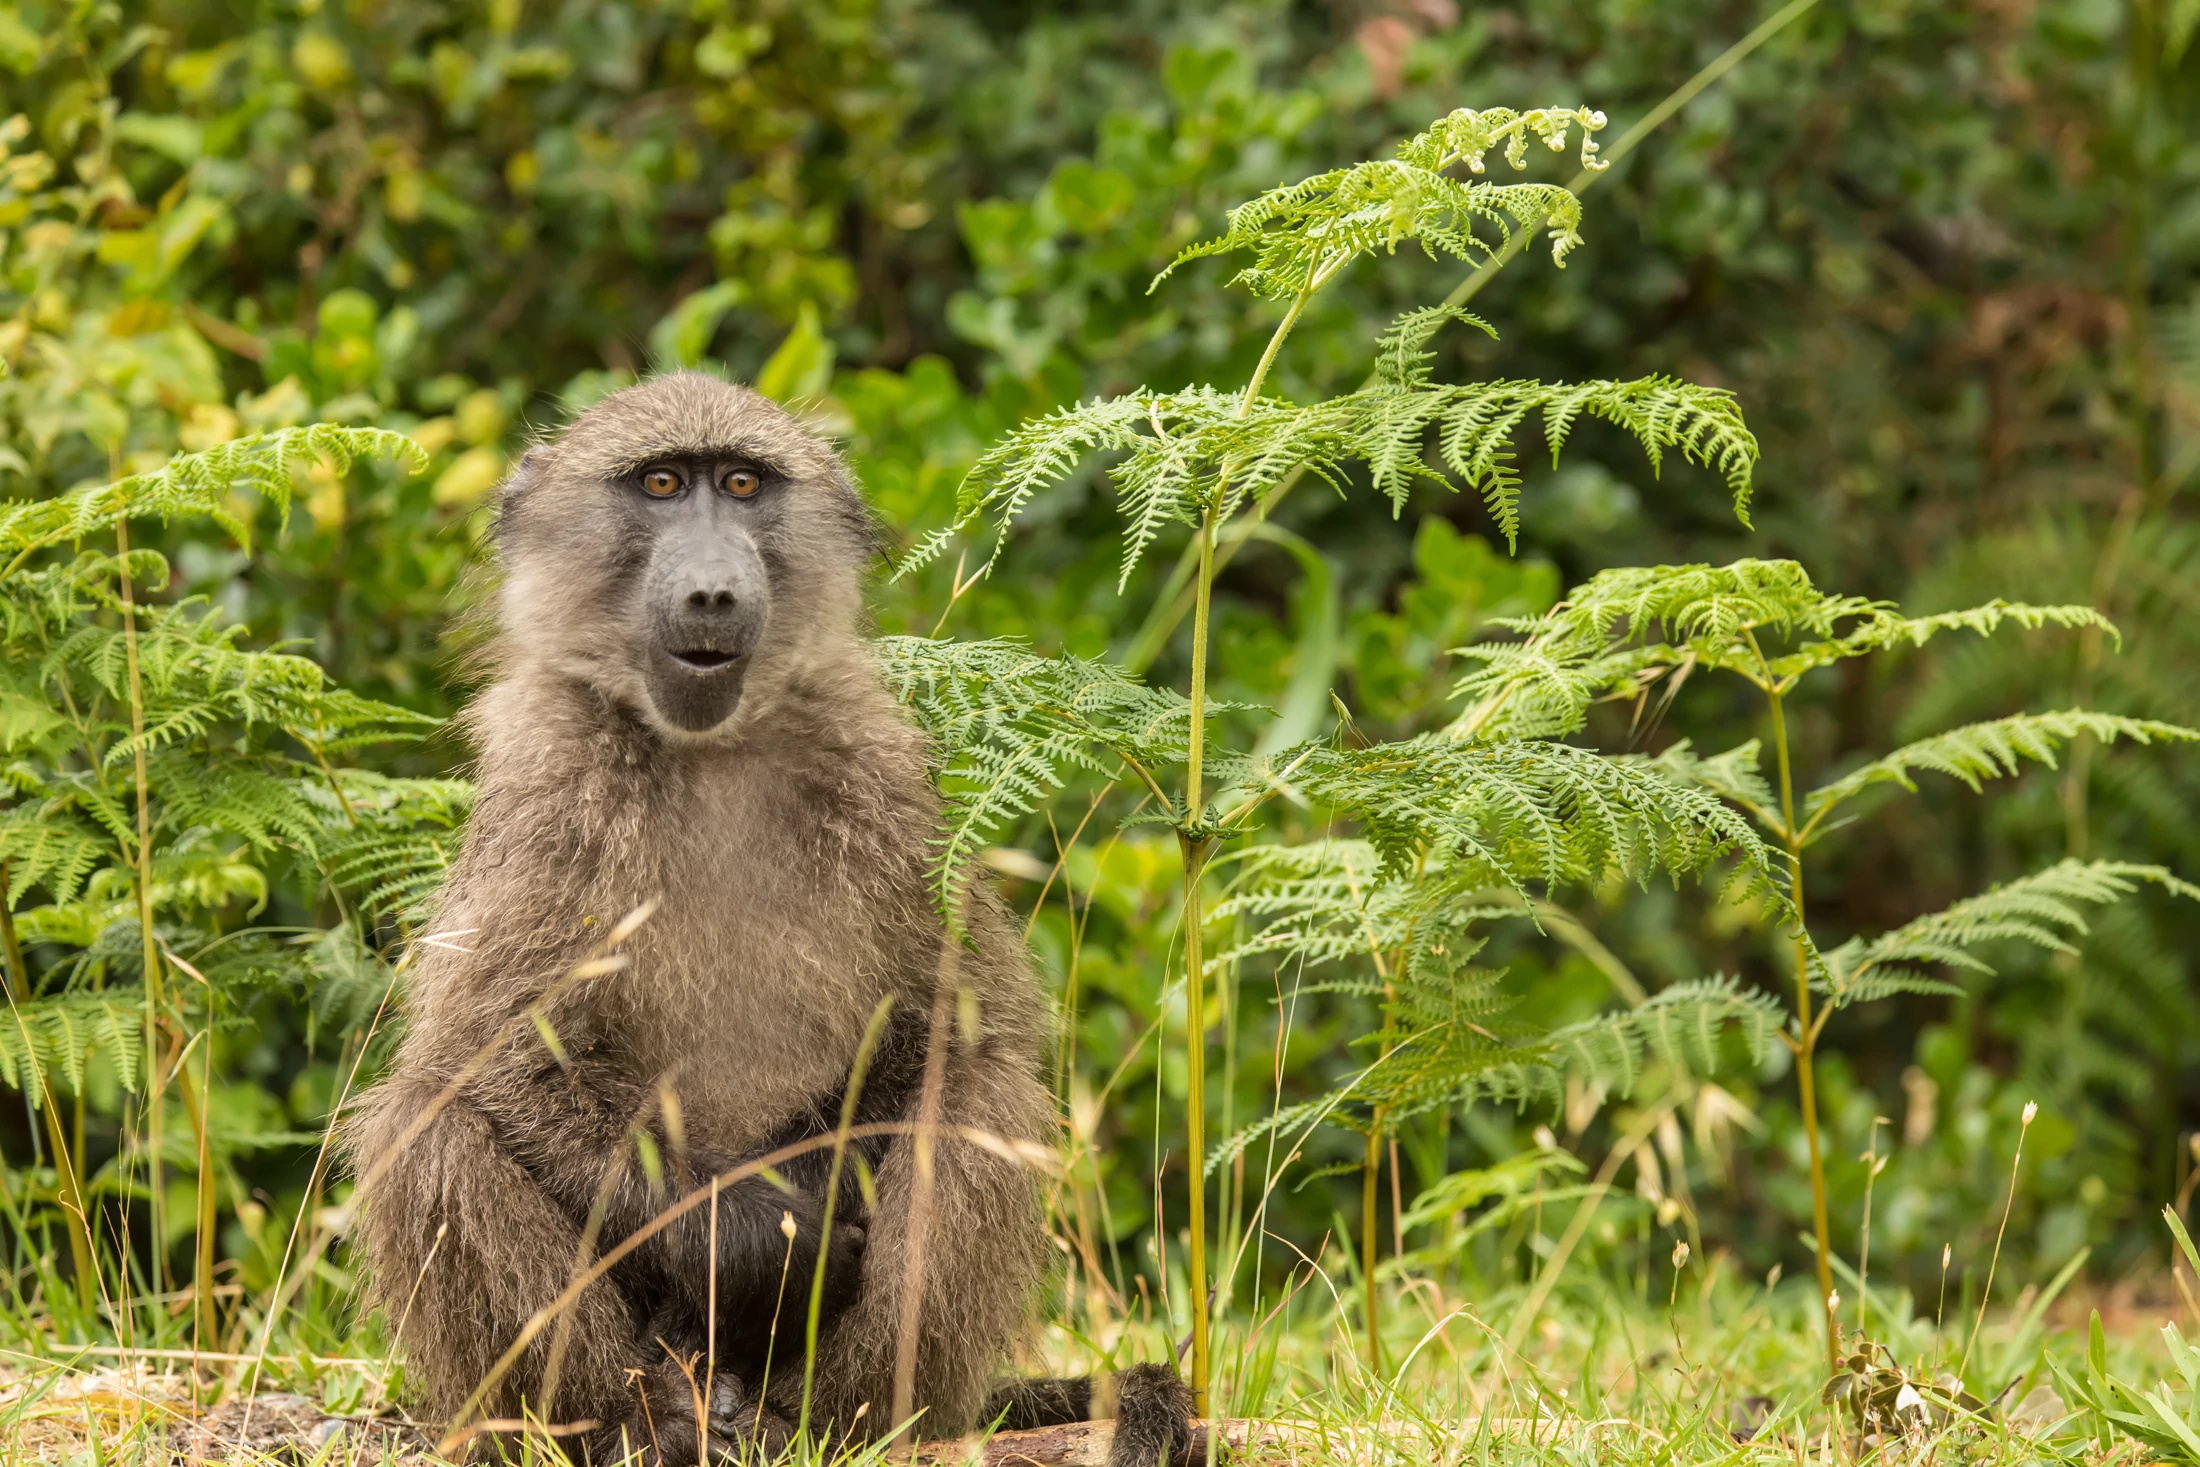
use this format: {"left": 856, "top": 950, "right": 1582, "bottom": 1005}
{"left": 494, "top": 373, "right": 876, "bottom": 738}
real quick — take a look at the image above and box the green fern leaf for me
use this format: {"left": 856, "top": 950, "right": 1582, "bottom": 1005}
{"left": 0, "top": 990, "right": 144, "bottom": 1102}
{"left": 1157, "top": 106, "right": 1607, "bottom": 300}
{"left": 0, "top": 426, "right": 424, "bottom": 566}
{"left": 1804, "top": 711, "right": 2199, "bottom": 825}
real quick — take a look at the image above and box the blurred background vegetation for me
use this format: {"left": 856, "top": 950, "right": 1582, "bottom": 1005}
{"left": 1, "top": 0, "right": 2196, "bottom": 1355}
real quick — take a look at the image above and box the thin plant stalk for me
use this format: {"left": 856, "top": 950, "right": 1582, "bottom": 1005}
{"left": 1857, "top": 1116, "right": 1886, "bottom": 1339}
{"left": 1958, "top": 1101, "right": 2037, "bottom": 1382}
{"left": 754, "top": 1210, "right": 799, "bottom": 1450}
{"left": 1174, "top": 279, "right": 1320, "bottom": 1413}
{"left": 195, "top": 994, "right": 217, "bottom": 1352}
{"left": 797, "top": 996, "right": 894, "bottom": 1444}
{"left": 890, "top": 913, "right": 963, "bottom": 1445}
{"left": 1765, "top": 684, "right": 1837, "bottom": 1370}
{"left": 0, "top": 866, "right": 96, "bottom": 1307}
{"left": 1359, "top": 1116, "right": 1385, "bottom": 1375}
{"left": 116, "top": 517, "right": 173, "bottom": 1314}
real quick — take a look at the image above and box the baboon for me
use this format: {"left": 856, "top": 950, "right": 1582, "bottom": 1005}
{"left": 345, "top": 373, "right": 1194, "bottom": 1466}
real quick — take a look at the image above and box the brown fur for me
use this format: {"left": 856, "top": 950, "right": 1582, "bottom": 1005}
{"left": 344, "top": 373, "right": 1052, "bottom": 1456}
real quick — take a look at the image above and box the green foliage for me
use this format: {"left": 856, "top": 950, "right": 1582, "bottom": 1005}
{"left": 881, "top": 635, "right": 1202, "bottom": 900}
{"left": 0, "top": 0, "right": 2193, "bottom": 1365}
{"left": 0, "top": 991, "right": 143, "bottom": 1102}
{"left": 1155, "top": 105, "right": 1607, "bottom": 298}
{"left": 0, "top": 427, "right": 432, "bottom": 1293}
{"left": 909, "top": 107, "right": 1757, "bottom": 578}
{"left": 1803, "top": 712, "right": 2197, "bottom": 826}
{"left": 2056, "top": 1241, "right": 2200, "bottom": 1467}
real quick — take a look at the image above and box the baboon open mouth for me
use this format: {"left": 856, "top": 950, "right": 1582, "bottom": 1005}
{"left": 671, "top": 648, "right": 741, "bottom": 672}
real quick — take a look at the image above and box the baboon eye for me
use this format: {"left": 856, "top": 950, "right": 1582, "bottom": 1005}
{"left": 722, "top": 468, "right": 761, "bottom": 499}
{"left": 641, "top": 467, "right": 683, "bottom": 498}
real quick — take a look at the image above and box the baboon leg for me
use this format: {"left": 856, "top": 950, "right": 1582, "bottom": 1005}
{"left": 781, "top": 1056, "right": 1051, "bottom": 1442}
{"left": 350, "top": 1080, "right": 643, "bottom": 1448}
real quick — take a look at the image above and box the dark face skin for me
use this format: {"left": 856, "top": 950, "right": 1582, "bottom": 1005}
{"left": 620, "top": 451, "right": 783, "bottom": 733}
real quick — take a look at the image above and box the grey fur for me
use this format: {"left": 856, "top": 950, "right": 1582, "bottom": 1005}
{"left": 344, "top": 373, "right": 1052, "bottom": 1458}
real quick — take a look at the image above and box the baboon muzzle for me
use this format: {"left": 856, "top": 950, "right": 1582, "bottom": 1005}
{"left": 642, "top": 526, "right": 770, "bottom": 732}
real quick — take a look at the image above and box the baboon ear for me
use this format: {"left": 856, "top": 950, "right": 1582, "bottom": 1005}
{"left": 492, "top": 446, "right": 550, "bottom": 540}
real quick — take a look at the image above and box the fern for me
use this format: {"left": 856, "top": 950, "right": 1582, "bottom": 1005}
{"left": 1489, "top": 977, "right": 1788, "bottom": 1106}
{"left": 1450, "top": 558, "right": 2125, "bottom": 743}
{"left": 313, "top": 772, "right": 475, "bottom": 928}
{"left": 912, "top": 371, "right": 1755, "bottom": 585}
{"left": 1802, "top": 711, "right": 2197, "bottom": 827}
{"left": 0, "top": 425, "right": 436, "bottom": 1275}
{"left": 1157, "top": 106, "right": 1608, "bottom": 299}
{"left": 1205, "top": 838, "right": 1782, "bottom": 1170}
{"left": 1821, "top": 860, "right": 2200, "bottom": 1009}
{"left": 0, "top": 426, "right": 425, "bottom": 569}
{"left": 1276, "top": 734, "right": 1778, "bottom": 901}
{"left": 899, "top": 102, "right": 1757, "bottom": 602}
{"left": 879, "top": 636, "right": 1206, "bottom": 899}
{"left": 889, "top": 112, "right": 1785, "bottom": 1377}
{"left": 0, "top": 991, "right": 144, "bottom": 1103}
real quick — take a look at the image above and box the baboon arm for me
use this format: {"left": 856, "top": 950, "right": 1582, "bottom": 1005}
{"left": 468, "top": 1043, "right": 854, "bottom": 1338}
{"left": 349, "top": 1079, "right": 641, "bottom": 1435}
{"left": 785, "top": 1052, "right": 1052, "bottom": 1440}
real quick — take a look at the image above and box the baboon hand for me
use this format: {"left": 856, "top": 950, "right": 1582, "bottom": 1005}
{"left": 725, "top": 1187, "right": 867, "bottom": 1325}
{"left": 626, "top": 1361, "right": 791, "bottom": 1466}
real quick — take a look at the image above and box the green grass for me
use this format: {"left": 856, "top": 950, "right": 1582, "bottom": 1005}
{"left": 0, "top": 1210, "right": 2187, "bottom": 1466}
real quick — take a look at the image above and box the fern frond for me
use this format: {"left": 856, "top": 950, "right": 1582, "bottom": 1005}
{"left": 1157, "top": 107, "right": 1607, "bottom": 300}
{"left": 1803, "top": 711, "right": 2199, "bottom": 825}
{"left": 314, "top": 773, "right": 474, "bottom": 926}
{"left": 1448, "top": 564, "right": 2135, "bottom": 742}
{"left": 1372, "top": 307, "right": 1499, "bottom": 390}
{"left": 150, "top": 756, "right": 324, "bottom": 855}
{"left": 894, "top": 395, "right": 1152, "bottom": 578}
{"left": 1772, "top": 600, "right": 2119, "bottom": 678}
{"left": 914, "top": 376, "right": 1755, "bottom": 585}
{"left": 0, "top": 804, "right": 109, "bottom": 905}
{"left": 0, "top": 989, "right": 144, "bottom": 1101}
{"left": 1645, "top": 739, "right": 1777, "bottom": 823}
{"left": 1825, "top": 859, "right": 2200, "bottom": 1007}
{"left": 878, "top": 637, "right": 1208, "bottom": 900}
{"left": 1282, "top": 734, "right": 1779, "bottom": 903}
{"left": 0, "top": 426, "right": 424, "bottom": 565}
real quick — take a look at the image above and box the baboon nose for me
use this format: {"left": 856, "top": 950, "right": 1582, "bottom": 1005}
{"left": 686, "top": 588, "right": 738, "bottom": 610}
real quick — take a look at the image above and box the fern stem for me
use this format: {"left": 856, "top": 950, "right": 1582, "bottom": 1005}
{"left": 1768, "top": 686, "right": 1837, "bottom": 1371}
{"left": 0, "top": 878, "right": 96, "bottom": 1310}
{"left": 114, "top": 516, "right": 180, "bottom": 1322}
{"left": 1174, "top": 279, "right": 1316, "bottom": 1417}
{"left": 1179, "top": 497, "right": 1218, "bottom": 1416}
{"left": 1360, "top": 1116, "right": 1385, "bottom": 1375}
{"left": 1239, "top": 285, "right": 1313, "bottom": 417}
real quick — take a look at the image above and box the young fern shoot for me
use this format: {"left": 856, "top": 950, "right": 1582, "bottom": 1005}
{"left": 896, "top": 105, "right": 1764, "bottom": 1399}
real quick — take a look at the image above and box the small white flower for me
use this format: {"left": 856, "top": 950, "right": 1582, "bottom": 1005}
{"left": 1671, "top": 1241, "right": 1690, "bottom": 1269}
{"left": 2021, "top": 1101, "right": 2039, "bottom": 1125}
{"left": 1895, "top": 1383, "right": 1926, "bottom": 1414}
